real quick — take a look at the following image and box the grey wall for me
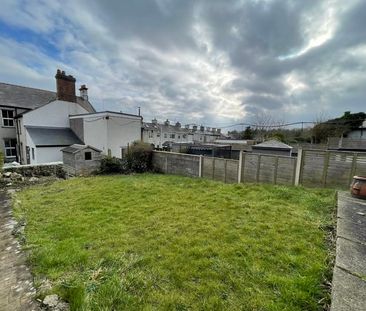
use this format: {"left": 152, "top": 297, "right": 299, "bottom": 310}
{"left": 70, "top": 117, "right": 84, "bottom": 142}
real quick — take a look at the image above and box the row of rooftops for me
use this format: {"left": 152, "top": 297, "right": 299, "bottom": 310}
{"left": 144, "top": 119, "right": 222, "bottom": 135}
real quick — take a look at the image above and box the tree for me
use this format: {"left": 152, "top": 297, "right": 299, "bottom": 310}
{"left": 312, "top": 111, "right": 366, "bottom": 143}
{"left": 242, "top": 126, "right": 254, "bottom": 139}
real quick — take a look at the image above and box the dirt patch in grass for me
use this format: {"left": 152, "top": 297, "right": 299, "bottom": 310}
{"left": 14, "top": 174, "right": 335, "bottom": 310}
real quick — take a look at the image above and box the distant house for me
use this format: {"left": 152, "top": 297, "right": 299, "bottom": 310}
{"left": 328, "top": 120, "right": 366, "bottom": 151}
{"left": 143, "top": 119, "right": 222, "bottom": 148}
{"left": 252, "top": 140, "right": 293, "bottom": 157}
{"left": 14, "top": 70, "right": 96, "bottom": 164}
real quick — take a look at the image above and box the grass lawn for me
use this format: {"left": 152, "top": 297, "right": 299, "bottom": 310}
{"left": 14, "top": 174, "right": 335, "bottom": 311}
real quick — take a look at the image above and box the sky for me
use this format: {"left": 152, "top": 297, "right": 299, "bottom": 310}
{"left": 0, "top": 0, "right": 365, "bottom": 130}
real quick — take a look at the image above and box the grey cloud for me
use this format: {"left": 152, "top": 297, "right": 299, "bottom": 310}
{"left": 0, "top": 0, "right": 366, "bottom": 128}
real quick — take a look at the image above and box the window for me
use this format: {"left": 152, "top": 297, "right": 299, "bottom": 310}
{"left": 2, "top": 109, "right": 15, "bottom": 127}
{"left": 164, "top": 133, "right": 167, "bottom": 138}
{"left": 178, "top": 135, "right": 180, "bottom": 139}
{"left": 31, "top": 148, "right": 35, "bottom": 160}
{"left": 85, "top": 151, "right": 92, "bottom": 160}
{"left": 149, "top": 130, "right": 154, "bottom": 138}
{"left": 170, "top": 134, "right": 175, "bottom": 139}
{"left": 183, "top": 134, "right": 187, "bottom": 138}
{"left": 4, "top": 138, "right": 16, "bottom": 158}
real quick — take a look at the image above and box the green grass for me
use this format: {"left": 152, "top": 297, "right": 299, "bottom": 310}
{"left": 14, "top": 174, "right": 335, "bottom": 311}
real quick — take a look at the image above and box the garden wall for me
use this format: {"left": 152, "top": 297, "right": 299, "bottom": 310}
{"left": 152, "top": 150, "right": 366, "bottom": 189}
{"left": 2, "top": 163, "right": 65, "bottom": 178}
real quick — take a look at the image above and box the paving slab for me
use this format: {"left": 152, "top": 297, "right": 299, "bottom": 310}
{"left": 331, "top": 267, "right": 366, "bottom": 311}
{"left": 331, "top": 192, "right": 366, "bottom": 311}
{"left": 336, "top": 237, "right": 366, "bottom": 277}
{"left": 337, "top": 218, "right": 366, "bottom": 245}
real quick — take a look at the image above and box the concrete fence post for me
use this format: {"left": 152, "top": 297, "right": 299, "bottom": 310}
{"left": 164, "top": 153, "right": 168, "bottom": 173}
{"left": 198, "top": 155, "right": 203, "bottom": 178}
{"left": 294, "top": 148, "right": 303, "bottom": 186}
{"left": 238, "top": 151, "right": 243, "bottom": 183}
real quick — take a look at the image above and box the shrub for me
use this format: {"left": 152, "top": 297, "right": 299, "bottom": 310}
{"left": 0, "top": 151, "right": 3, "bottom": 171}
{"left": 126, "top": 141, "right": 153, "bottom": 173}
{"left": 100, "top": 156, "right": 126, "bottom": 174}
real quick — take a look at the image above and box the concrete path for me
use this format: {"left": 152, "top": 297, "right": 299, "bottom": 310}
{"left": 0, "top": 190, "right": 39, "bottom": 311}
{"left": 331, "top": 192, "right": 366, "bottom": 311}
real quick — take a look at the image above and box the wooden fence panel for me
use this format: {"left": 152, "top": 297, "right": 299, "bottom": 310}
{"left": 242, "top": 154, "right": 259, "bottom": 182}
{"left": 326, "top": 152, "right": 353, "bottom": 187}
{"left": 258, "top": 155, "right": 276, "bottom": 183}
{"left": 226, "top": 160, "right": 239, "bottom": 183}
{"left": 202, "top": 157, "right": 214, "bottom": 179}
{"left": 301, "top": 150, "right": 326, "bottom": 186}
{"left": 276, "top": 157, "right": 296, "bottom": 185}
{"left": 213, "top": 158, "right": 226, "bottom": 182}
{"left": 355, "top": 153, "right": 366, "bottom": 177}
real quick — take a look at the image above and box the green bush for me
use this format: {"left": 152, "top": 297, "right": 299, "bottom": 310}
{"left": 126, "top": 141, "right": 153, "bottom": 173}
{"left": 0, "top": 151, "right": 3, "bottom": 171}
{"left": 100, "top": 156, "right": 126, "bottom": 174}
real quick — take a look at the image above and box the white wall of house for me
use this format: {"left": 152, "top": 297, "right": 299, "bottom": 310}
{"left": 17, "top": 100, "right": 90, "bottom": 164}
{"left": 22, "top": 100, "right": 88, "bottom": 127}
{"left": 347, "top": 129, "right": 365, "bottom": 139}
{"left": 36, "top": 147, "right": 63, "bottom": 163}
{"left": 71, "top": 112, "right": 142, "bottom": 158}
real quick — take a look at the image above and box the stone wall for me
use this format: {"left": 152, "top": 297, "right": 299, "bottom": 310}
{"left": 2, "top": 163, "right": 65, "bottom": 178}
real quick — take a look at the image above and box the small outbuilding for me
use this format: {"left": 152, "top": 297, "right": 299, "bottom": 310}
{"left": 61, "top": 144, "right": 102, "bottom": 175}
{"left": 252, "top": 140, "right": 293, "bottom": 157}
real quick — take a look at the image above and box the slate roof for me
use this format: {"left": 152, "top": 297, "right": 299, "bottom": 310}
{"left": 26, "top": 126, "right": 84, "bottom": 147}
{"left": 0, "top": 82, "right": 95, "bottom": 113}
{"left": 252, "top": 139, "right": 293, "bottom": 150}
{"left": 61, "top": 144, "right": 102, "bottom": 154}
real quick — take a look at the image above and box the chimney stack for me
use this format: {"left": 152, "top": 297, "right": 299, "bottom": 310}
{"left": 185, "top": 124, "right": 190, "bottom": 129}
{"left": 192, "top": 125, "right": 198, "bottom": 131}
{"left": 200, "top": 125, "right": 204, "bottom": 132}
{"left": 164, "top": 119, "right": 170, "bottom": 126}
{"left": 152, "top": 118, "right": 158, "bottom": 125}
{"left": 55, "top": 69, "right": 76, "bottom": 102}
{"left": 175, "top": 121, "right": 181, "bottom": 128}
{"left": 79, "top": 84, "right": 88, "bottom": 101}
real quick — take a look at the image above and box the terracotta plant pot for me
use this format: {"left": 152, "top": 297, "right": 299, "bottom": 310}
{"left": 350, "top": 176, "right": 366, "bottom": 199}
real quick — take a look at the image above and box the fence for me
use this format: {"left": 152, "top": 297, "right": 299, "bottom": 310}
{"left": 152, "top": 149, "right": 366, "bottom": 188}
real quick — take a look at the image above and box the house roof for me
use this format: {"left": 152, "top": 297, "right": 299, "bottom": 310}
{"left": 26, "top": 126, "right": 84, "bottom": 147}
{"left": 0, "top": 82, "right": 95, "bottom": 113}
{"left": 253, "top": 140, "right": 293, "bottom": 150}
{"left": 69, "top": 111, "right": 141, "bottom": 119}
{"left": 61, "top": 144, "right": 102, "bottom": 154}
{"left": 0, "top": 82, "right": 56, "bottom": 110}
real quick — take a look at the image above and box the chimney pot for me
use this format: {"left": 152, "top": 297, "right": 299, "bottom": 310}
{"left": 55, "top": 69, "right": 77, "bottom": 102}
{"left": 79, "top": 84, "right": 88, "bottom": 101}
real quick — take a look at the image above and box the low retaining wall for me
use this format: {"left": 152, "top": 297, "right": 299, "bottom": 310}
{"left": 2, "top": 163, "right": 66, "bottom": 178}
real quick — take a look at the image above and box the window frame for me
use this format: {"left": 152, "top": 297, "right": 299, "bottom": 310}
{"left": 1, "top": 109, "right": 15, "bottom": 128}
{"left": 84, "top": 151, "right": 92, "bottom": 161}
{"left": 4, "top": 138, "right": 17, "bottom": 158}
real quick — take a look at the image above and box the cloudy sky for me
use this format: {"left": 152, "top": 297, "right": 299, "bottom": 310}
{"left": 0, "top": 0, "right": 365, "bottom": 129}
